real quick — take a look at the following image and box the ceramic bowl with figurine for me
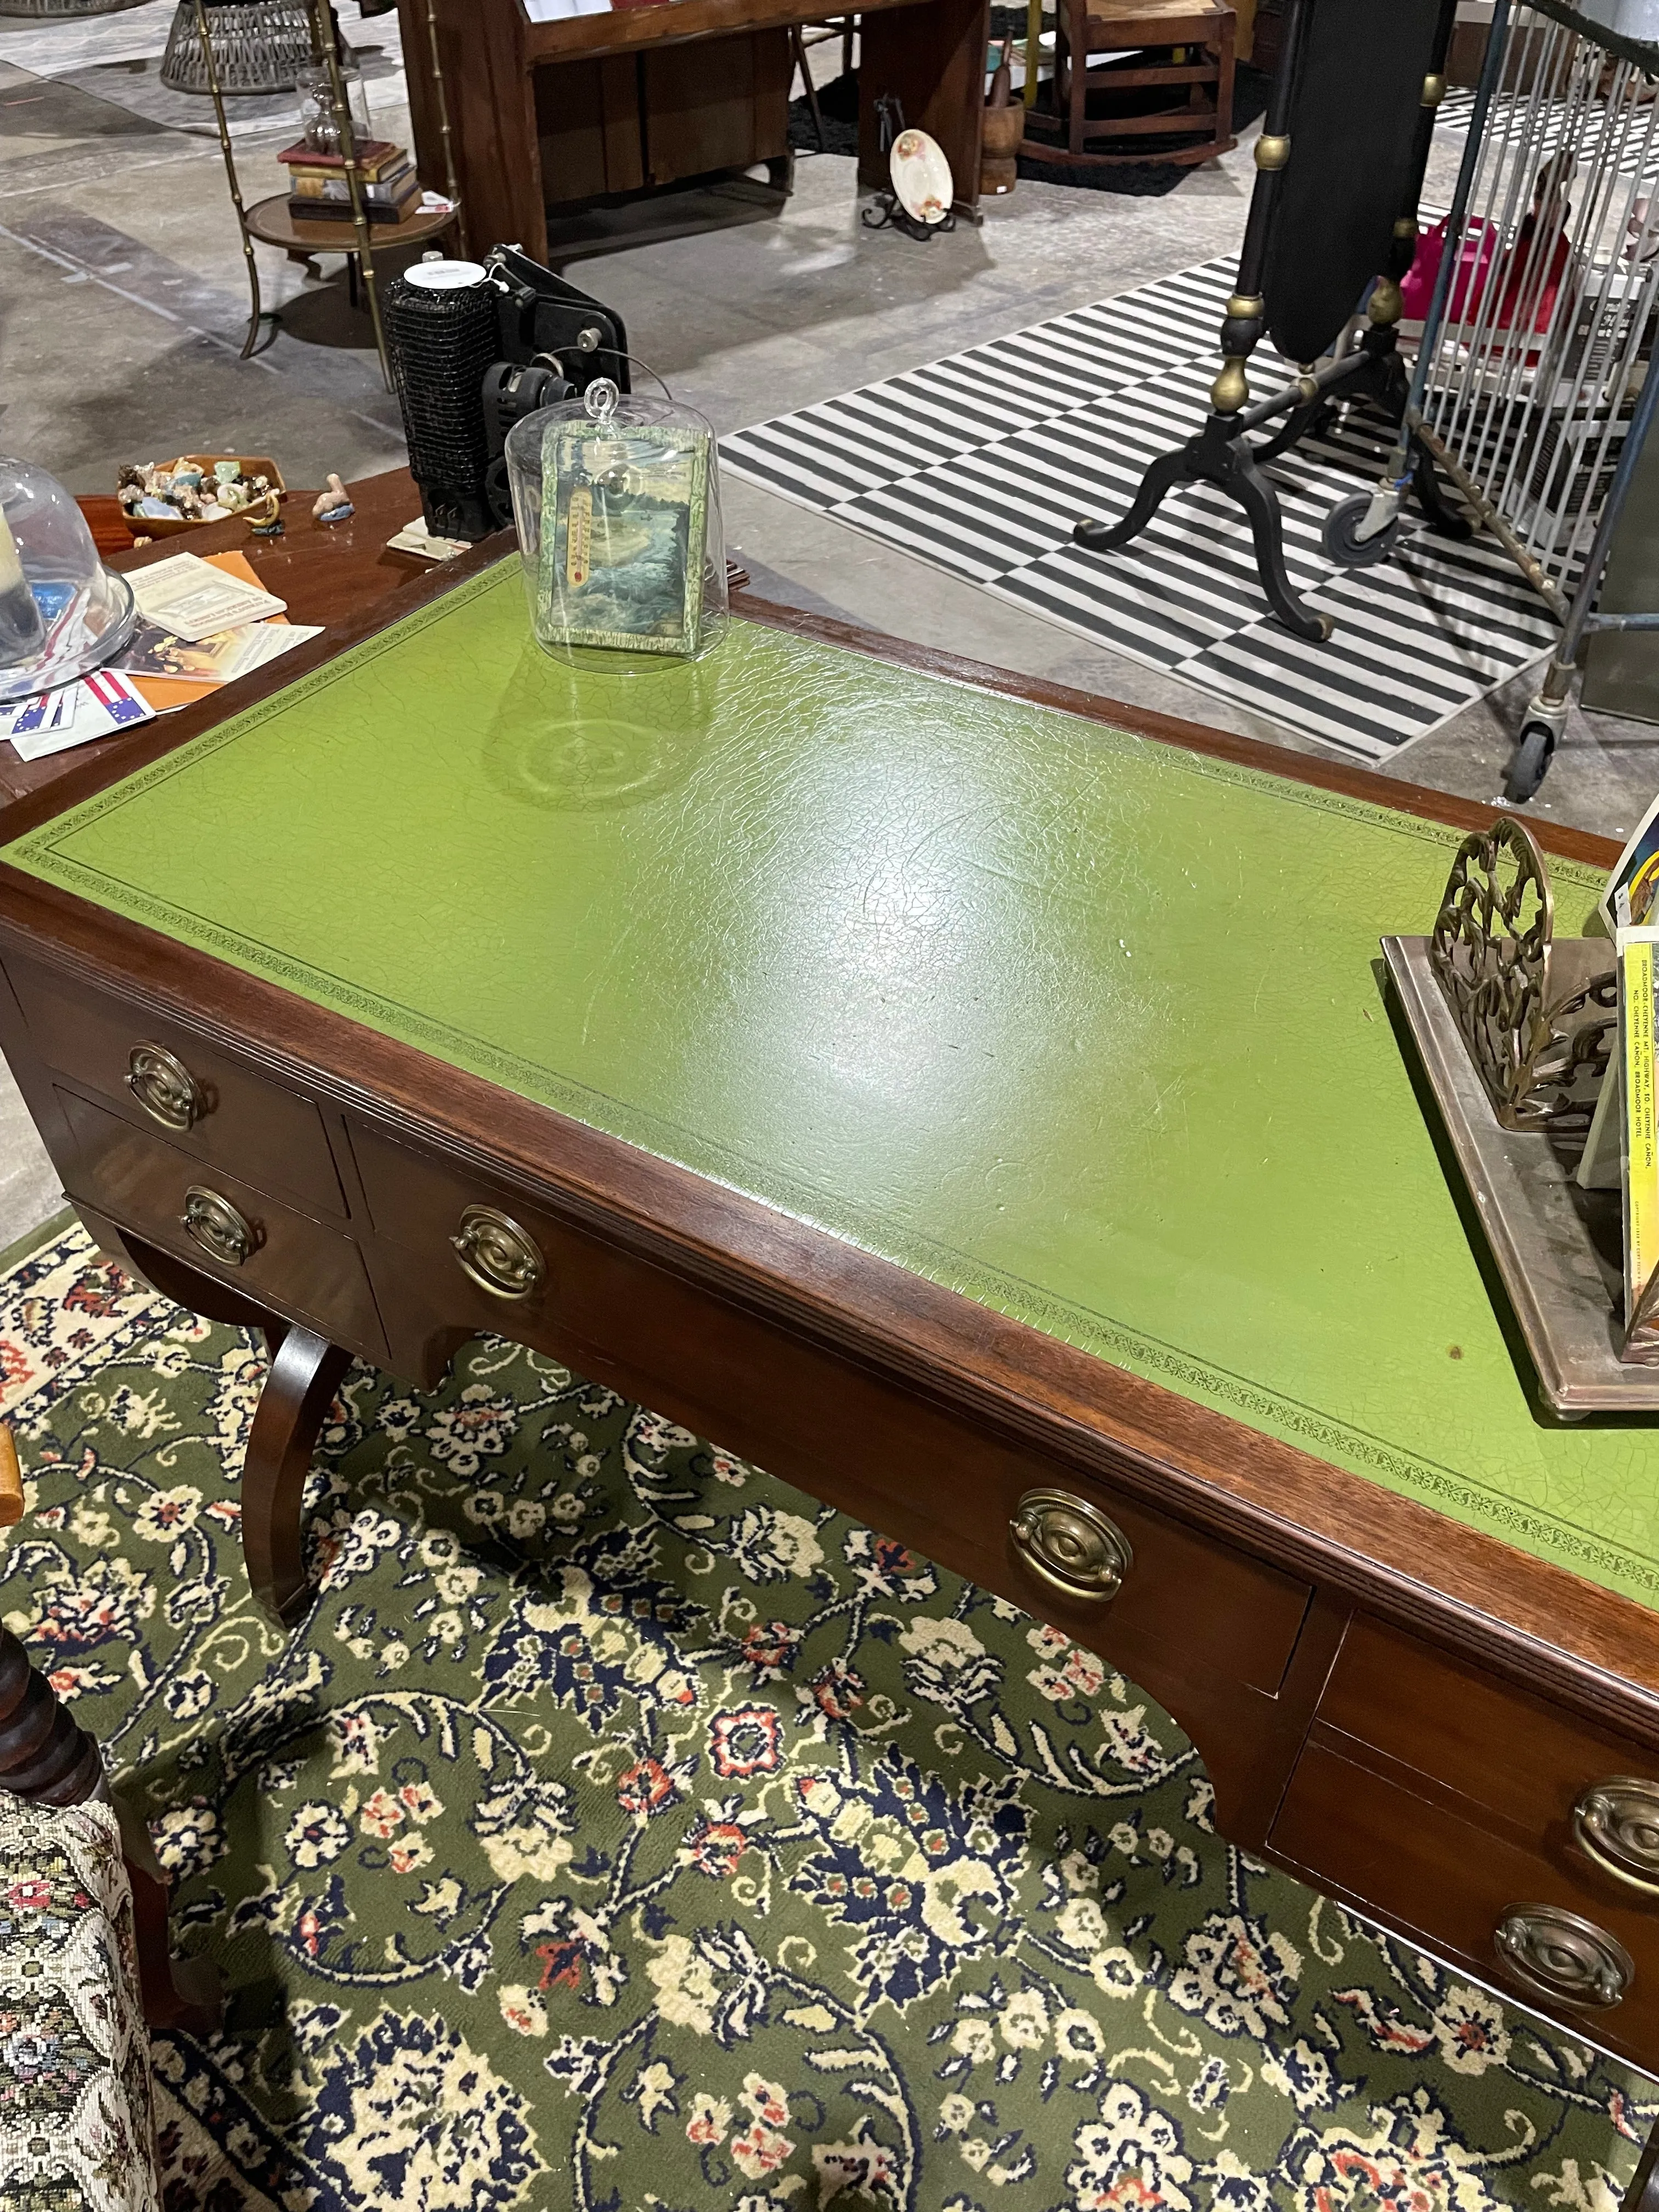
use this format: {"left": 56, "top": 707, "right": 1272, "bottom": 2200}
{"left": 116, "top": 453, "right": 287, "bottom": 539}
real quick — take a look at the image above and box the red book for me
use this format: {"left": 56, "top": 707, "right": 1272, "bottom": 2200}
{"left": 276, "top": 137, "right": 402, "bottom": 171}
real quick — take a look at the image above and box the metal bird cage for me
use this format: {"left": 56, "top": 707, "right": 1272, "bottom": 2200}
{"left": 1339, "top": 0, "right": 1659, "bottom": 799}
{"left": 1419, "top": 13, "right": 1659, "bottom": 602}
{"left": 159, "top": 0, "right": 322, "bottom": 93}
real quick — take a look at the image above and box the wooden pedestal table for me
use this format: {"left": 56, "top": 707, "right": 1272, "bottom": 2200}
{"left": 242, "top": 193, "right": 460, "bottom": 342}
{"left": 8, "top": 540, "right": 1659, "bottom": 2074}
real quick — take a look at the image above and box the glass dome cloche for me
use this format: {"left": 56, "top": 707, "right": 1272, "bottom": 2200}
{"left": 0, "top": 455, "right": 138, "bottom": 703}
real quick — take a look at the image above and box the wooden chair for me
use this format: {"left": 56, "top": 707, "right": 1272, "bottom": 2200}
{"left": 1024, "top": 0, "right": 1237, "bottom": 169}
{"left": 791, "top": 15, "right": 857, "bottom": 151}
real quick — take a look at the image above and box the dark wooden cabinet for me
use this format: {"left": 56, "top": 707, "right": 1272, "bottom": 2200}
{"left": 532, "top": 30, "right": 793, "bottom": 209}
{"left": 53, "top": 1090, "right": 387, "bottom": 1363}
{"left": 1272, "top": 1736, "right": 1659, "bottom": 2053}
{"left": 397, "top": 0, "right": 988, "bottom": 260}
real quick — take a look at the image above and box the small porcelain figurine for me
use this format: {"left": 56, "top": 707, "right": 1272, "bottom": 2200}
{"left": 313, "top": 473, "right": 354, "bottom": 525}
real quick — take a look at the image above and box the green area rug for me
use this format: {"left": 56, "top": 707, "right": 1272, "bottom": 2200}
{"left": 2, "top": 1220, "right": 1652, "bottom": 2210}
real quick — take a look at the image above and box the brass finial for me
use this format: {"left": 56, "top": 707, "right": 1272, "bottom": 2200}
{"left": 1211, "top": 357, "right": 1250, "bottom": 412}
{"left": 1254, "top": 133, "right": 1290, "bottom": 170}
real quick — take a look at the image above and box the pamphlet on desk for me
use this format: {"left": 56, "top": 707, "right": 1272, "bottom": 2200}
{"left": 0, "top": 550, "right": 318, "bottom": 760}
{"left": 128, "top": 550, "right": 286, "bottom": 641}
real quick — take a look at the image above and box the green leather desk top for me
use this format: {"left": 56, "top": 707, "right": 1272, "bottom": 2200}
{"left": 9, "top": 563, "right": 1655, "bottom": 1602}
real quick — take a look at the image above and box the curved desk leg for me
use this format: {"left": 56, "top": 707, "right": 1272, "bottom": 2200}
{"left": 242, "top": 1325, "right": 353, "bottom": 1628}
{"left": 0, "top": 1626, "right": 221, "bottom": 2032}
{"left": 72, "top": 1212, "right": 353, "bottom": 1630}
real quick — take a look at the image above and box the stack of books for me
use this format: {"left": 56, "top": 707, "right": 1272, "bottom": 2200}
{"left": 278, "top": 139, "right": 419, "bottom": 227}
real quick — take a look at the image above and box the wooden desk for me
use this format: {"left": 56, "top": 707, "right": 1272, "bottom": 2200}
{"left": 3, "top": 471, "right": 433, "bottom": 825}
{"left": 395, "top": 0, "right": 988, "bottom": 261}
{"left": 5, "top": 506, "right": 1659, "bottom": 2070}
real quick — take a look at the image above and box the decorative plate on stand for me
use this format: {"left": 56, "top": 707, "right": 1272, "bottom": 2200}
{"left": 890, "top": 128, "right": 954, "bottom": 224}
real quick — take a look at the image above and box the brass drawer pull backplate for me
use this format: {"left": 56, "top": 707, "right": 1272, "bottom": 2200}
{"left": 1573, "top": 1776, "right": 1659, "bottom": 1896}
{"left": 127, "top": 1041, "right": 206, "bottom": 1132}
{"left": 1009, "top": 1486, "right": 1133, "bottom": 1603}
{"left": 180, "top": 1185, "right": 257, "bottom": 1269}
{"left": 449, "top": 1204, "right": 545, "bottom": 1301}
{"left": 1493, "top": 1903, "right": 1633, "bottom": 2010}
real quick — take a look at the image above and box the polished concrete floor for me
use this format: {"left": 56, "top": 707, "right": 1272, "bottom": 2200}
{"left": 1, "top": 3, "right": 1657, "bottom": 1246}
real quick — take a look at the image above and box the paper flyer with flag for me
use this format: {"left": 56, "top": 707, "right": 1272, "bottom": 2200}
{"left": 2, "top": 668, "right": 156, "bottom": 760}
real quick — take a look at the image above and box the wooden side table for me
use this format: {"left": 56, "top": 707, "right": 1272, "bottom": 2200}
{"left": 1023, "top": 0, "right": 1236, "bottom": 168}
{"left": 243, "top": 193, "right": 460, "bottom": 341}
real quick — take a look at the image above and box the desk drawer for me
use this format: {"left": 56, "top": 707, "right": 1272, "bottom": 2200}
{"left": 59, "top": 1088, "right": 383, "bottom": 1357}
{"left": 348, "top": 1116, "right": 1312, "bottom": 1702}
{"left": 10, "top": 955, "right": 345, "bottom": 1219}
{"left": 1272, "top": 1737, "right": 1659, "bottom": 2063}
{"left": 1319, "top": 1615, "right": 1659, "bottom": 1875}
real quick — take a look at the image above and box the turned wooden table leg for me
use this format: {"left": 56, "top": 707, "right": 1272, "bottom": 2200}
{"left": 0, "top": 1624, "right": 102, "bottom": 1806}
{"left": 242, "top": 1325, "right": 353, "bottom": 1627}
{"left": 0, "top": 1623, "right": 221, "bottom": 2033}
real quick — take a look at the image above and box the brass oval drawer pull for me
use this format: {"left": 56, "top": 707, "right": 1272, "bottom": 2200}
{"left": 449, "top": 1205, "right": 545, "bottom": 1301}
{"left": 1009, "top": 1486, "right": 1132, "bottom": 1603}
{"left": 180, "top": 1184, "right": 257, "bottom": 1269}
{"left": 1573, "top": 1777, "right": 1659, "bottom": 1896}
{"left": 1493, "top": 1903, "right": 1633, "bottom": 2010}
{"left": 127, "top": 1041, "right": 205, "bottom": 1132}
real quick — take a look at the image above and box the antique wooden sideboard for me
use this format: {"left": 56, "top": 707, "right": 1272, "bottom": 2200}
{"left": 3, "top": 487, "right": 1659, "bottom": 2080}
{"left": 395, "top": 0, "right": 988, "bottom": 257}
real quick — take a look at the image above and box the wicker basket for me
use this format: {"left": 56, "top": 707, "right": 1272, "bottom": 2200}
{"left": 0, "top": 0, "right": 159, "bottom": 16}
{"left": 159, "top": 0, "right": 321, "bottom": 95}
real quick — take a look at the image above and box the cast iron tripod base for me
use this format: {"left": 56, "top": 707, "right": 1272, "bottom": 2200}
{"left": 1077, "top": 412, "right": 1333, "bottom": 640}
{"left": 1073, "top": 329, "right": 1471, "bottom": 640}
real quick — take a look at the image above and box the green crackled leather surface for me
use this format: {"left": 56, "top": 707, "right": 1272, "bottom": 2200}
{"left": 9, "top": 562, "right": 1655, "bottom": 1601}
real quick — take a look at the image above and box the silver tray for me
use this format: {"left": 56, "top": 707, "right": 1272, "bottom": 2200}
{"left": 1382, "top": 933, "right": 1655, "bottom": 1416}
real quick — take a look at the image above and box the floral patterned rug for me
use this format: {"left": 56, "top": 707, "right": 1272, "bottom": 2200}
{"left": 2, "top": 1217, "right": 1653, "bottom": 2211}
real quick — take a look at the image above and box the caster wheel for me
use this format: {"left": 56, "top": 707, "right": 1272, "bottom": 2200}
{"left": 1322, "top": 492, "right": 1399, "bottom": 567}
{"left": 1503, "top": 721, "right": 1555, "bottom": 804}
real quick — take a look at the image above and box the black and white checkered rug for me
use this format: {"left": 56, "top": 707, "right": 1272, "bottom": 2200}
{"left": 720, "top": 257, "right": 1560, "bottom": 761}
